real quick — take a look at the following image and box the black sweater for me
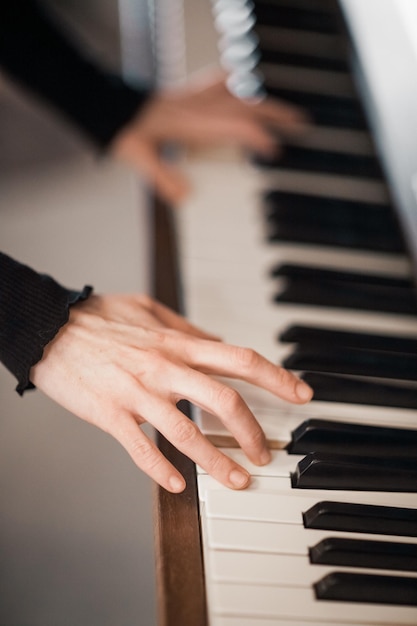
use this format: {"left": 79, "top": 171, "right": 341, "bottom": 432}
{"left": 0, "top": 0, "right": 150, "bottom": 393}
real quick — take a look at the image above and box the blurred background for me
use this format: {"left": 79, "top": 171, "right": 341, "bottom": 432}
{"left": 0, "top": 1, "right": 216, "bottom": 624}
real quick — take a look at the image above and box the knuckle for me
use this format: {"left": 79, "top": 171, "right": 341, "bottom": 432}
{"left": 216, "top": 385, "right": 242, "bottom": 412}
{"left": 137, "top": 293, "right": 154, "bottom": 310}
{"left": 275, "top": 364, "right": 291, "bottom": 387}
{"left": 129, "top": 437, "right": 160, "bottom": 470}
{"left": 173, "top": 419, "right": 199, "bottom": 446}
{"left": 146, "top": 346, "right": 169, "bottom": 369}
{"left": 233, "top": 346, "right": 260, "bottom": 372}
{"left": 247, "top": 424, "right": 266, "bottom": 448}
{"left": 205, "top": 451, "right": 230, "bottom": 476}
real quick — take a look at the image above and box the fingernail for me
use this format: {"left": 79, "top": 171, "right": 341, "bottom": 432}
{"left": 229, "top": 469, "right": 250, "bottom": 489}
{"left": 260, "top": 448, "right": 271, "bottom": 465}
{"left": 296, "top": 381, "right": 313, "bottom": 402}
{"left": 169, "top": 475, "right": 186, "bottom": 492}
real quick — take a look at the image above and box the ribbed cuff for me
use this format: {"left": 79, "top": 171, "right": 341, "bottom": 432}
{"left": 0, "top": 252, "right": 92, "bottom": 394}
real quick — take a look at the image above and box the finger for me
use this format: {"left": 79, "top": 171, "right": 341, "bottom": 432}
{"left": 197, "top": 114, "right": 281, "bottom": 155}
{"left": 248, "top": 97, "right": 311, "bottom": 129}
{"left": 140, "top": 361, "right": 270, "bottom": 467}
{"left": 145, "top": 398, "right": 253, "bottom": 489}
{"left": 173, "top": 338, "right": 313, "bottom": 404}
{"left": 113, "top": 411, "right": 187, "bottom": 493}
{"left": 142, "top": 298, "right": 221, "bottom": 340}
{"left": 118, "top": 139, "right": 190, "bottom": 205}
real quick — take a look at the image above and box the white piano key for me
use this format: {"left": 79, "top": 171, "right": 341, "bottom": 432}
{"left": 259, "top": 63, "right": 355, "bottom": 96}
{"left": 194, "top": 402, "right": 417, "bottom": 443}
{"left": 197, "top": 474, "right": 417, "bottom": 508}
{"left": 207, "top": 582, "right": 417, "bottom": 624}
{"left": 285, "top": 125, "right": 375, "bottom": 155}
{"left": 198, "top": 446, "right": 417, "bottom": 489}
{"left": 205, "top": 518, "right": 417, "bottom": 554}
{"left": 199, "top": 448, "right": 303, "bottom": 477}
{"left": 204, "top": 489, "right": 417, "bottom": 524}
{"left": 205, "top": 550, "right": 417, "bottom": 586}
{"left": 211, "top": 617, "right": 371, "bottom": 626}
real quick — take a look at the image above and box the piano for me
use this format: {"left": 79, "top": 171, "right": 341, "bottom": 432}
{"left": 150, "top": 0, "right": 417, "bottom": 624}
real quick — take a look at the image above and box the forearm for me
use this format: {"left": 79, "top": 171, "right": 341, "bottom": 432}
{"left": 0, "top": 0, "right": 150, "bottom": 147}
{"left": 0, "top": 252, "right": 91, "bottom": 394}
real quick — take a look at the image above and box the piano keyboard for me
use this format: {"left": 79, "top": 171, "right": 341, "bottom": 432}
{"left": 172, "top": 0, "right": 417, "bottom": 623}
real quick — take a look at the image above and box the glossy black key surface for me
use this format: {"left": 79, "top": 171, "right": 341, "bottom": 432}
{"left": 314, "top": 572, "right": 417, "bottom": 606}
{"left": 258, "top": 48, "right": 348, "bottom": 72}
{"left": 292, "top": 452, "right": 417, "bottom": 492}
{"left": 283, "top": 346, "right": 417, "bottom": 380}
{"left": 310, "top": 537, "right": 417, "bottom": 571}
{"left": 303, "top": 501, "right": 417, "bottom": 537}
{"left": 264, "top": 88, "right": 367, "bottom": 129}
{"left": 264, "top": 192, "right": 404, "bottom": 252}
{"left": 280, "top": 325, "right": 417, "bottom": 353}
{"left": 287, "top": 419, "right": 417, "bottom": 457}
{"left": 300, "top": 372, "right": 417, "bottom": 409}
{"left": 273, "top": 264, "right": 417, "bottom": 315}
{"left": 267, "top": 220, "right": 399, "bottom": 251}
{"left": 257, "top": 145, "right": 384, "bottom": 178}
{"left": 253, "top": 0, "right": 338, "bottom": 11}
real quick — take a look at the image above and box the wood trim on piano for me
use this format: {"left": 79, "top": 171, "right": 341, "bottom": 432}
{"left": 151, "top": 196, "right": 207, "bottom": 626}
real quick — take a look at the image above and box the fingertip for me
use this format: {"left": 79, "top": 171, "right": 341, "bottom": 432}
{"left": 159, "top": 175, "right": 191, "bottom": 206}
{"left": 229, "top": 468, "right": 251, "bottom": 489}
{"left": 260, "top": 448, "right": 272, "bottom": 465}
{"left": 168, "top": 474, "right": 186, "bottom": 493}
{"left": 295, "top": 381, "right": 314, "bottom": 403}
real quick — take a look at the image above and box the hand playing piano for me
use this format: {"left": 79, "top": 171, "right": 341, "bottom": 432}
{"left": 30, "top": 293, "right": 313, "bottom": 493}
{"left": 110, "top": 70, "right": 308, "bottom": 205}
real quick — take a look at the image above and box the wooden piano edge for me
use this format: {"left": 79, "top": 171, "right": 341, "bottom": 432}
{"left": 151, "top": 196, "right": 208, "bottom": 626}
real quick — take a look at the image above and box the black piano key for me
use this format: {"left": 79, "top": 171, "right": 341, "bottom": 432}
{"left": 254, "top": 3, "right": 341, "bottom": 34}
{"left": 291, "top": 452, "right": 417, "bottom": 492}
{"left": 273, "top": 264, "right": 417, "bottom": 315}
{"left": 264, "top": 191, "right": 405, "bottom": 252}
{"left": 264, "top": 88, "right": 367, "bottom": 129}
{"left": 268, "top": 220, "right": 400, "bottom": 251}
{"left": 300, "top": 372, "right": 417, "bottom": 409}
{"left": 259, "top": 48, "right": 348, "bottom": 72}
{"left": 287, "top": 419, "right": 417, "bottom": 457}
{"left": 314, "top": 572, "right": 417, "bottom": 606}
{"left": 273, "top": 263, "right": 414, "bottom": 287}
{"left": 303, "top": 501, "right": 417, "bottom": 537}
{"left": 267, "top": 216, "right": 402, "bottom": 253}
{"left": 265, "top": 191, "right": 394, "bottom": 228}
{"left": 283, "top": 346, "right": 417, "bottom": 380}
{"left": 256, "top": 145, "right": 384, "bottom": 179}
{"left": 253, "top": 0, "right": 338, "bottom": 12}
{"left": 280, "top": 325, "right": 417, "bottom": 354}
{"left": 309, "top": 537, "right": 417, "bottom": 571}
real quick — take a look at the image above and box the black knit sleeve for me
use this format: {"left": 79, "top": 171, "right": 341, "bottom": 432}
{"left": 0, "top": 252, "right": 92, "bottom": 395}
{"left": 0, "top": 0, "right": 150, "bottom": 148}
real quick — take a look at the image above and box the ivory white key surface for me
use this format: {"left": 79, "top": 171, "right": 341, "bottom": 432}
{"left": 206, "top": 518, "right": 417, "bottom": 554}
{"left": 199, "top": 448, "right": 304, "bottom": 477}
{"left": 205, "top": 550, "right": 417, "bottom": 586}
{"left": 197, "top": 474, "right": 417, "bottom": 508}
{"left": 204, "top": 489, "right": 417, "bottom": 524}
{"left": 195, "top": 404, "right": 417, "bottom": 446}
{"left": 197, "top": 447, "right": 417, "bottom": 491}
{"left": 207, "top": 583, "right": 417, "bottom": 625}
{"left": 211, "top": 618, "right": 376, "bottom": 626}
